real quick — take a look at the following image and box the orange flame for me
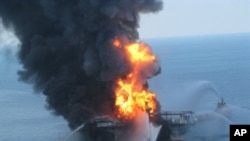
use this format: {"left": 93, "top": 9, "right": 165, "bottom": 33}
{"left": 126, "top": 43, "right": 156, "bottom": 63}
{"left": 113, "top": 37, "right": 121, "bottom": 48}
{"left": 113, "top": 37, "right": 158, "bottom": 120}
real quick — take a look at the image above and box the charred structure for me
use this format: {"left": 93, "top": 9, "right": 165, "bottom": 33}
{"left": 0, "top": 0, "right": 163, "bottom": 139}
{"left": 155, "top": 111, "right": 195, "bottom": 141}
{"left": 81, "top": 116, "right": 126, "bottom": 141}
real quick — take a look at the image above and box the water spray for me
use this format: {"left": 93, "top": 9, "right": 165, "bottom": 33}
{"left": 63, "top": 124, "right": 85, "bottom": 141}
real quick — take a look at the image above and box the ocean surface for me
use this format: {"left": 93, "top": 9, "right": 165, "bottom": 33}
{"left": 147, "top": 33, "right": 250, "bottom": 109}
{"left": 147, "top": 33, "right": 250, "bottom": 141}
{"left": 1, "top": 33, "right": 250, "bottom": 141}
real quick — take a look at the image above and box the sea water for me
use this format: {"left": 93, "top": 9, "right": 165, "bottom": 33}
{"left": 147, "top": 33, "right": 250, "bottom": 141}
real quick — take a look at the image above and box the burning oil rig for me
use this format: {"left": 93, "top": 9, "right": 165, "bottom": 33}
{"left": 64, "top": 97, "right": 228, "bottom": 141}
{"left": 66, "top": 110, "right": 196, "bottom": 141}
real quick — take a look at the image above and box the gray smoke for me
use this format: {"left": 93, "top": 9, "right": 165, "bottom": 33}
{"left": 0, "top": 0, "right": 162, "bottom": 136}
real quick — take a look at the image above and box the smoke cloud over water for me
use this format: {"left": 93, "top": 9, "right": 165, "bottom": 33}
{"left": 0, "top": 0, "right": 163, "bottom": 132}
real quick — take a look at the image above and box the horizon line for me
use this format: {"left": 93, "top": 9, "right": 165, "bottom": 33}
{"left": 140, "top": 32, "right": 250, "bottom": 40}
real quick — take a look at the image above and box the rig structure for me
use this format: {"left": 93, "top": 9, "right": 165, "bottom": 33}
{"left": 65, "top": 98, "right": 228, "bottom": 141}
{"left": 80, "top": 111, "right": 196, "bottom": 141}
{"left": 81, "top": 116, "right": 127, "bottom": 141}
{"left": 154, "top": 111, "right": 196, "bottom": 141}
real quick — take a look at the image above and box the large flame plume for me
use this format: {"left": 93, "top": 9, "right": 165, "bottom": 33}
{"left": 113, "top": 38, "right": 159, "bottom": 121}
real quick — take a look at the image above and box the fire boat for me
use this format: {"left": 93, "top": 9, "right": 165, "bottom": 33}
{"left": 216, "top": 97, "right": 227, "bottom": 109}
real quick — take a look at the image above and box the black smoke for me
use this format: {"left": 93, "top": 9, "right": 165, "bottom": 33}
{"left": 0, "top": 0, "right": 162, "bottom": 133}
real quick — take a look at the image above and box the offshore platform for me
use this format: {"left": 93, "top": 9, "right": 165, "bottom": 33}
{"left": 154, "top": 111, "right": 196, "bottom": 141}
{"left": 72, "top": 110, "right": 196, "bottom": 141}
{"left": 64, "top": 97, "right": 227, "bottom": 141}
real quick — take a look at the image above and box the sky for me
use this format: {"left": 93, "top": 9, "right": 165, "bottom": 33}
{"left": 0, "top": 19, "right": 19, "bottom": 48}
{"left": 139, "top": 0, "right": 250, "bottom": 38}
{"left": 0, "top": 0, "right": 250, "bottom": 47}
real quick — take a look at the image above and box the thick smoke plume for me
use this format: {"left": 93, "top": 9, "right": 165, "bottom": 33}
{"left": 0, "top": 0, "right": 162, "bottom": 131}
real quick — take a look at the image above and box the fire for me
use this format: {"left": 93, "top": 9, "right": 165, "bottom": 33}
{"left": 113, "top": 38, "right": 158, "bottom": 120}
{"left": 126, "top": 43, "right": 156, "bottom": 63}
{"left": 113, "top": 37, "right": 121, "bottom": 47}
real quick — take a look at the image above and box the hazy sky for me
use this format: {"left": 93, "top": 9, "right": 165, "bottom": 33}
{"left": 0, "top": 19, "right": 19, "bottom": 49}
{"left": 139, "top": 0, "right": 250, "bottom": 38}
